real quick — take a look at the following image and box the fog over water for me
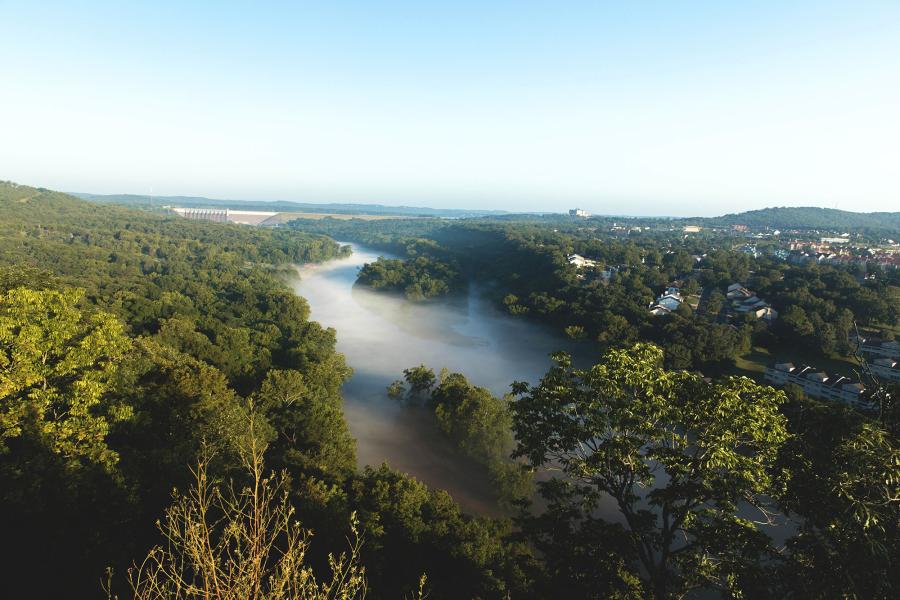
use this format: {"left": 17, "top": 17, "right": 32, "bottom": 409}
{"left": 291, "top": 243, "right": 794, "bottom": 548}
{"left": 291, "top": 243, "right": 592, "bottom": 514}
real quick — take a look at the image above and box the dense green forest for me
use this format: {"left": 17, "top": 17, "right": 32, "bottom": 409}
{"left": 0, "top": 183, "right": 525, "bottom": 599}
{"left": 288, "top": 216, "right": 898, "bottom": 374}
{"left": 2, "top": 183, "right": 898, "bottom": 599}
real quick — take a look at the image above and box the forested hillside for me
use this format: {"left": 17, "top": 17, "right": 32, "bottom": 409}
{"left": 0, "top": 183, "right": 528, "bottom": 599}
{"left": 689, "top": 206, "right": 900, "bottom": 231}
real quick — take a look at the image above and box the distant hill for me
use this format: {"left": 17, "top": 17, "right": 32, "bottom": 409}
{"left": 685, "top": 206, "right": 900, "bottom": 232}
{"left": 28, "top": 189, "right": 900, "bottom": 232}
{"left": 2, "top": 182, "right": 92, "bottom": 212}
{"left": 72, "top": 192, "right": 507, "bottom": 219}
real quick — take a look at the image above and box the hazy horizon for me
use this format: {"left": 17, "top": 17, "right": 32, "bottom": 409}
{"left": 3, "top": 1, "right": 898, "bottom": 216}
{"left": 69, "top": 188, "right": 899, "bottom": 219}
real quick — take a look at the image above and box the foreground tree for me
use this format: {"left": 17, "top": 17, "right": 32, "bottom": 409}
{"left": 775, "top": 398, "right": 899, "bottom": 598}
{"left": 511, "top": 343, "right": 789, "bottom": 599}
{"left": 0, "top": 285, "right": 137, "bottom": 598}
{"left": 0, "top": 286, "right": 133, "bottom": 469}
{"left": 120, "top": 415, "right": 368, "bottom": 600}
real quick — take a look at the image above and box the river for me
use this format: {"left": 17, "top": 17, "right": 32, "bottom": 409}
{"left": 291, "top": 242, "right": 590, "bottom": 514}
{"left": 291, "top": 242, "right": 795, "bottom": 554}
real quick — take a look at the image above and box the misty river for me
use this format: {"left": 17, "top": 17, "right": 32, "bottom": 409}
{"left": 291, "top": 242, "right": 794, "bottom": 553}
{"left": 291, "top": 242, "right": 589, "bottom": 515}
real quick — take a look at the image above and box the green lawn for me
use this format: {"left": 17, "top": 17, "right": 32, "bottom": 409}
{"left": 730, "top": 345, "right": 861, "bottom": 384}
{"left": 869, "top": 322, "right": 900, "bottom": 336}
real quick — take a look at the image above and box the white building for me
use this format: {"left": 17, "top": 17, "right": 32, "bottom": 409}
{"left": 726, "top": 283, "right": 751, "bottom": 299}
{"left": 764, "top": 363, "right": 870, "bottom": 409}
{"left": 567, "top": 253, "right": 599, "bottom": 269}
{"left": 171, "top": 207, "right": 279, "bottom": 225}
{"left": 726, "top": 283, "right": 777, "bottom": 321}
{"left": 852, "top": 335, "right": 900, "bottom": 359}
{"left": 870, "top": 358, "right": 900, "bottom": 382}
{"left": 739, "top": 244, "right": 760, "bottom": 258}
{"left": 569, "top": 208, "right": 591, "bottom": 217}
{"left": 649, "top": 290, "right": 684, "bottom": 315}
{"left": 656, "top": 294, "right": 683, "bottom": 311}
{"left": 754, "top": 306, "right": 779, "bottom": 321}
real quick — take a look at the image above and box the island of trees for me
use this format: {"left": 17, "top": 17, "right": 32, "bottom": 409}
{"left": 357, "top": 255, "right": 462, "bottom": 300}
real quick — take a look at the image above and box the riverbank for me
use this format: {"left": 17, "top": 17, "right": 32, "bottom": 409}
{"left": 290, "top": 242, "right": 589, "bottom": 515}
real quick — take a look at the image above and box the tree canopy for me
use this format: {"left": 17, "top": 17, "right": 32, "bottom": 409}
{"left": 511, "top": 343, "right": 789, "bottom": 599}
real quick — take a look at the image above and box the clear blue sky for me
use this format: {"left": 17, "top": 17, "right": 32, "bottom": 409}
{"left": 2, "top": 1, "right": 898, "bottom": 216}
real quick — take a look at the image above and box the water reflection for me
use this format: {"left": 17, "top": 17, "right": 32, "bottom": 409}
{"left": 292, "top": 242, "right": 589, "bottom": 514}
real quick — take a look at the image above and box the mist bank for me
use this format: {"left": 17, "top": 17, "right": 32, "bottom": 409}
{"left": 291, "top": 242, "right": 591, "bottom": 514}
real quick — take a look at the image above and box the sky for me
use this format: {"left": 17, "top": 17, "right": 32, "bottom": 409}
{"left": 1, "top": 1, "right": 898, "bottom": 216}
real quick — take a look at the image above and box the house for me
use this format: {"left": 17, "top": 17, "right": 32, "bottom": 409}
{"left": 754, "top": 306, "right": 778, "bottom": 321}
{"left": 567, "top": 253, "right": 599, "bottom": 269}
{"left": 764, "top": 363, "right": 870, "bottom": 409}
{"left": 599, "top": 267, "right": 619, "bottom": 282}
{"left": 788, "top": 251, "right": 814, "bottom": 265}
{"left": 870, "top": 358, "right": 900, "bottom": 382}
{"left": 724, "top": 283, "right": 777, "bottom": 321}
{"left": 851, "top": 335, "right": 900, "bottom": 359}
{"left": 738, "top": 244, "right": 760, "bottom": 258}
{"left": 569, "top": 208, "right": 591, "bottom": 217}
{"left": 655, "top": 294, "right": 683, "bottom": 312}
{"left": 683, "top": 225, "right": 701, "bottom": 233}
{"left": 727, "top": 286, "right": 752, "bottom": 300}
{"left": 772, "top": 248, "right": 789, "bottom": 261}
{"left": 649, "top": 290, "right": 685, "bottom": 315}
